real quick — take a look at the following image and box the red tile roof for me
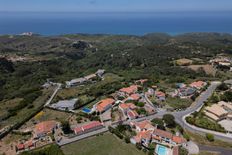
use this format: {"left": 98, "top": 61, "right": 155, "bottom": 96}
{"left": 172, "top": 136, "right": 186, "bottom": 144}
{"left": 24, "top": 140, "right": 34, "bottom": 148}
{"left": 34, "top": 121, "right": 56, "bottom": 136}
{"left": 155, "top": 91, "right": 165, "bottom": 97}
{"left": 190, "top": 81, "right": 206, "bottom": 88}
{"left": 120, "top": 85, "right": 138, "bottom": 95}
{"left": 17, "top": 143, "right": 25, "bottom": 150}
{"left": 134, "top": 120, "right": 154, "bottom": 130}
{"left": 127, "top": 110, "right": 139, "bottom": 119}
{"left": 129, "top": 94, "right": 140, "bottom": 101}
{"left": 96, "top": 98, "right": 115, "bottom": 112}
{"left": 74, "top": 121, "right": 103, "bottom": 134}
{"left": 82, "top": 121, "right": 102, "bottom": 130}
{"left": 133, "top": 130, "right": 152, "bottom": 142}
{"left": 153, "top": 129, "right": 173, "bottom": 139}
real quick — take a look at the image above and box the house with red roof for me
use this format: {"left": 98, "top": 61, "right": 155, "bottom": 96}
{"left": 119, "top": 85, "right": 138, "bottom": 96}
{"left": 190, "top": 81, "right": 207, "bottom": 90}
{"left": 127, "top": 110, "right": 139, "bottom": 120}
{"left": 155, "top": 91, "right": 166, "bottom": 101}
{"left": 73, "top": 121, "right": 103, "bottom": 135}
{"left": 132, "top": 120, "right": 155, "bottom": 133}
{"left": 152, "top": 129, "right": 186, "bottom": 146}
{"left": 95, "top": 98, "right": 115, "bottom": 113}
{"left": 130, "top": 130, "right": 152, "bottom": 146}
{"left": 16, "top": 143, "right": 25, "bottom": 152}
{"left": 34, "top": 120, "right": 57, "bottom": 138}
{"left": 127, "top": 94, "right": 141, "bottom": 101}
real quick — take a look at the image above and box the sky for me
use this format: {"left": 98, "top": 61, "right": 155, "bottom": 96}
{"left": 0, "top": 0, "right": 232, "bottom": 12}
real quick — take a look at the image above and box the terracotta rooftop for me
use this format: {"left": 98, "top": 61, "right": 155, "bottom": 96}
{"left": 172, "top": 136, "right": 186, "bottom": 144}
{"left": 96, "top": 98, "right": 115, "bottom": 112}
{"left": 34, "top": 120, "right": 56, "bottom": 136}
{"left": 134, "top": 120, "right": 154, "bottom": 130}
{"left": 155, "top": 91, "right": 165, "bottom": 97}
{"left": 129, "top": 94, "right": 140, "bottom": 101}
{"left": 153, "top": 129, "right": 173, "bottom": 139}
{"left": 119, "top": 85, "right": 138, "bottom": 95}
{"left": 190, "top": 81, "right": 206, "bottom": 88}
{"left": 74, "top": 121, "right": 102, "bottom": 134}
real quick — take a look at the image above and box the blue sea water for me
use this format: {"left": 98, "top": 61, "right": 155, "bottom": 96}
{"left": 0, "top": 12, "right": 232, "bottom": 35}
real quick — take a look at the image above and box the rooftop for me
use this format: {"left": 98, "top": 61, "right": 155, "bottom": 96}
{"left": 205, "top": 104, "right": 228, "bottom": 117}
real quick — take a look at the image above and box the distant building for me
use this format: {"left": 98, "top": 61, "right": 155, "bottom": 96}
{"left": 119, "top": 85, "right": 138, "bottom": 96}
{"left": 96, "top": 69, "right": 105, "bottom": 77}
{"left": 190, "top": 81, "right": 207, "bottom": 90}
{"left": 178, "top": 87, "right": 196, "bottom": 98}
{"left": 50, "top": 98, "right": 78, "bottom": 111}
{"left": 66, "top": 78, "right": 87, "bottom": 87}
{"left": 204, "top": 104, "right": 228, "bottom": 121}
{"left": 155, "top": 91, "right": 166, "bottom": 101}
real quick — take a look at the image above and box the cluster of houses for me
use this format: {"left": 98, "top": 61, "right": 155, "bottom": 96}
{"left": 91, "top": 81, "right": 156, "bottom": 122}
{"left": 210, "top": 56, "right": 232, "bottom": 71}
{"left": 16, "top": 120, "right": 58, "bottom": 153}
{"left": 66, "top": 69, "right": 105, "bottom": 88}
{"left": 170, "top": 81, "right": 207, "bottom": 99}
{"left": 130, "top": 120, "right": 186, "bottom": 155}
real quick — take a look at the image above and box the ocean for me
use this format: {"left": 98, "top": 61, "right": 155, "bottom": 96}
{"left": 0, "top": 12, "right": 232, "bottom": 35}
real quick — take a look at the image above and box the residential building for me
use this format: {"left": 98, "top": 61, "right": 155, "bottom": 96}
{"left": 190, "top": 81, "right": 207, "bottom": 90}
{"left": 127, "top": 93, "right": 141, "bottom": 101}
{"left": 130, "top": 130, "right": 152, "bottom": 146}
{"left": 34, "top": 121, "right": 57, "bottom": 138}
{"left": 66, "top": 78, "right": 87, "bottom": 87}
{"left": 152, "top": 129, "right": 186, "bottom": 146}
{"left": 84, "top": 74, "right": 97, "bottom": 81}
{"left": 127, "top": 110, "right": 139, "bottom": 120}
{"left": 73, "top": 121, "right": 103, "bottom": 135}
{"left": 204, "top": 104, "right": 228, "bottom": 121}
{"left": 155, "top": 91, "right": 166, "bottom": 101}
{"left": 132, "top": 120, "right": 155, "bottom": 133}
{"left": 178, "top": 87, "right": 196, "bottom": 98}
{"left": 95, "top": 98, "right": 115, "bottom": 113}
{"left": 119, "top": 85, "right": 138, "bottom": 96}
{"left": 96, "top": 69, "right": 105, "bottom": 77}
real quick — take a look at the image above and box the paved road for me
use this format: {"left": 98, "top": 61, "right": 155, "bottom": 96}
{"left": 199, "top": 145, "right": 232, "bottom": 155}
{"left": 44, "top": 83, "right": 61, "bottom": 107}
{"left": 57, "top": 127, "right": 108, "bottom": 146}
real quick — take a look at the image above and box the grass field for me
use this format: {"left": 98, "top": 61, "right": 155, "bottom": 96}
{"left": 0, "top": 87, "right": 54, "bottom": 127}
{"left": 61, "top": 133, "right": 145, "bottom": 155}
{"left": 186, "top": 130, "right": 232, "bottom": 148}
{"left": 166, "top": 97, "right": 192, "bottom": 109}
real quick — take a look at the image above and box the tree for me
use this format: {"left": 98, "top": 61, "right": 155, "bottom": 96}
{"left": 206, "top": 133, "right": 214, "bottom": 142}
{"left": 222, "top": 91, "right": 232, "bottom": 102}
{"left": 61, "top": 121, "right": 71, "bottom": 134}
{"left": 124, "top": 136, "right": 130, "bottom": 143}
{"left": 151, "top": 118, "right": 165, "bottom": 130}
{"left": 163, "top": 114, "right": 176, "bottom": 128}
{"left": 217, "top": 83, "right": 229, "bottom": 91}
{"left": 136, "top": 143, "right": 142, "bottom": 150}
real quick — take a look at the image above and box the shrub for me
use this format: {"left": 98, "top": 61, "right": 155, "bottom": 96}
{"left": 206, "top": 133, "right": 214, "bottom": 142}
{"left": 163, "top": 114, "right": 176, "bottom": 128}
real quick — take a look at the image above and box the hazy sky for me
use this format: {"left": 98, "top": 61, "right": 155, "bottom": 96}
{"left": 1, "top": 0, "right": 232, "bottom": 12}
